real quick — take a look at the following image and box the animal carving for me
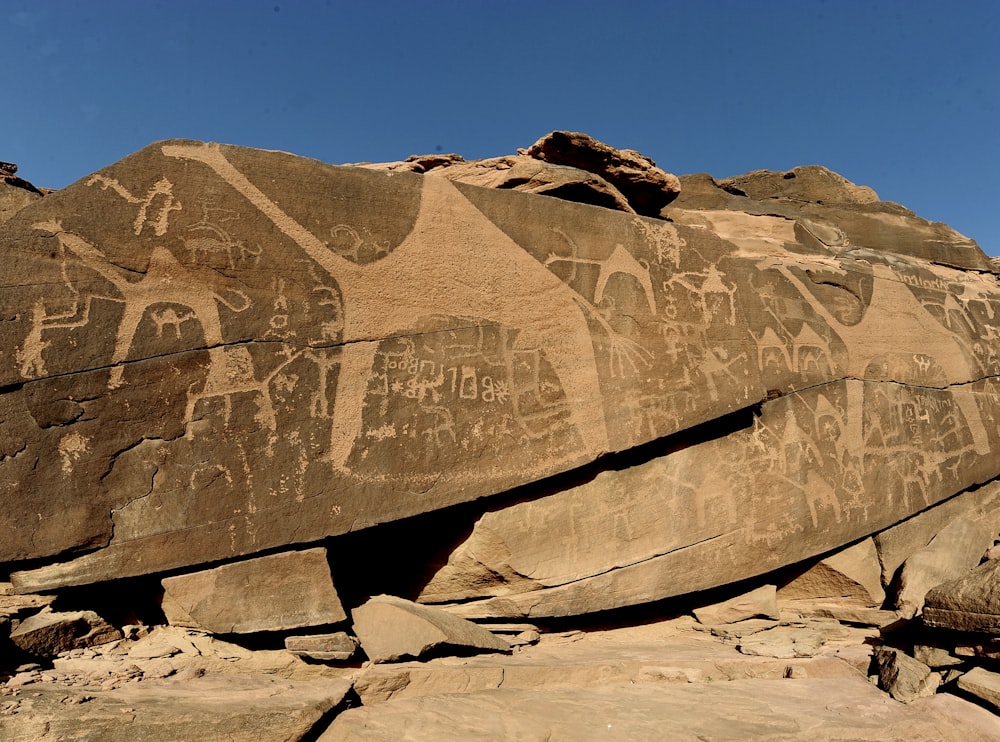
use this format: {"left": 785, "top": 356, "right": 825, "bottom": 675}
{"left": 160, "top": 143, "right": 623, "bottom": 470}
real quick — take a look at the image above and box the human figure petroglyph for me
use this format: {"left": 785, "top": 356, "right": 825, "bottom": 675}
{"left": 86, "top": 175, "right": 181, "bottom": 236}
{"left": 162, "top": 142, "right": 613, "bottom": 469}
{"left": 32, "top": 221, "right": 252, "bottom": 393}
{"left": 667, "top": 265, "right": 737, "bottom": 324}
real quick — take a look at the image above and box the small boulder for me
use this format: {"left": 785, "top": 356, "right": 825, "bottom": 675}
{"left": 875, "top": 647, "right": 939, "bottom": 703}
{"left": 9, "top": 608, "right": 121, "bottom": 658}
{"left": 957, "top": 667, "right": 1000, "bottom": 713}
{"left": 352, "top": 595, "right": 509, "bottom": 663}
{"left": 284, "top": 632, "right": 359, "bottom": 661}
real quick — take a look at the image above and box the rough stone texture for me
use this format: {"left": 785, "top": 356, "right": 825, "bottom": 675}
{"left": 0, "top": 166, "right": 44, "bottom": 225}
{"left": 322, "top": 679, "right": 999, "bottom": 741}
{"left": 874, "top": 482, "right": 1000, "bottom": 587}
{"left": 923, "top": 558, "right": 1000, "bottom": 633}
{"left": 875, "top": 646, "right": 939, "bottom": 702}
{"left": 665, "top": 170, "right": 994, "bottom": 271}
{"left": 778, "top": 538, "right": 885, "bottom": 606}
{"left": 0, "top": 674, "right": 350, "bottom": 741}
{"left": 4, "top": 140, "right": 1000, "bottom": 600}
{"left": 526, "top": 130, "right": 681, "bottom": 215}
{"left": 352, "top": 595, "right": 509, "bottom": 663}
{"left": 284, "top": 631, "right": 358, "bottom": 661}
{"left": 363, "top": 154, "right": 636, "bottom": 214}
{"left": 160, "top": 547, "right": 345, "bottom": 633}
{"left": 692, "top": 584, "right": 779, "bottom": 625}
{"left": 893, "top": 517, "right": 993, "bottom": 618}
{"left": 957, "top": 666, "right": 1000, "bottom": 713}
{"left": 9, "top": 608, "right": 121, "bottom": 658}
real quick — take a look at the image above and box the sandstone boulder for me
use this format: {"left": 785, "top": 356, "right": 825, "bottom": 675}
{"left": 923, "top": 558, "right": 1000, "bottom": 633}
{"left": 526, "top": 130, "right": 681, "bottom": 215}
{"left": 778, "top": 538, "right": 884, "bottom": 606}
{"left": 352, "top": 595, "right": 509, "bottom": 663}
{"left": 284, "top": 631, "right": 358, "bottom": 661}
{"left": 160, "top": 548, "right": 345, "bottom": 634}
{"left": 693, "top": 584, "right": 779, "bottom": 625}
{"left": 893, "top": 517, "right": 993, "bottom": 618}
{"left": 957, "top": 667, "right": 1000, "bottom": 713}
{"left": 874, "top": 646, "right": 939, "bottom": 703}
{"left": 9, "top": 608, "right": 121, "bottom": 658}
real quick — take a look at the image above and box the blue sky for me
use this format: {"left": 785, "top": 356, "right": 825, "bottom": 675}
{"left": 5, "top": 0, "right": 998, "bottom": 255}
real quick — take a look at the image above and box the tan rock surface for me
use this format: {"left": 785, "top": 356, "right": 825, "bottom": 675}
{"left": 893, "top": 517, "right": 994, "bottom": 618}
{"left": 5, "top": 139, "right": 1000, "bottom": 599}
{"left": 323, "top": 679, "right": 1000, "bottom": 742}
{"left": 9, "top": 608, "right": 121, "bottom": 658}
{"left": 352, "top": 595, "right": 509, "bottom": 663}
{"left": 923, "top": 558, "right": 1000, "bottom": 633}
{"left": 161, "top": 547, "right": 345, "bottom": 633}
{"left": 526, "top": 130, "right": 681, "bottom": 215}
{"left": 693, "top": 584, "right": 779, "bottom": 625}
{"left": 0, "top": 674, "right": 350, "bottom": 742}
{"left": 778, "top": 538, "right": 885, "bottom": 606}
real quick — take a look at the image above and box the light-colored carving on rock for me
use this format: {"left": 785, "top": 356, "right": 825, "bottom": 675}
{"left": 161, "top": 143, "right": 615, "bottom": 468}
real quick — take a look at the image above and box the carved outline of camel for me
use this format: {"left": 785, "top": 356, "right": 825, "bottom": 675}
{"left": 161, "top": 142, "right": 617, "bottom": 471}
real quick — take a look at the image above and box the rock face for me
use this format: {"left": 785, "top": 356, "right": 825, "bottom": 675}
{"left": 2, "top": 132, "right": 1000, "bottom": 738}
{"left": 0, "top": 162, "right": 44, "bottom": 225}
{"left": 160, "top": 548, "right": 345, "bottom": 633}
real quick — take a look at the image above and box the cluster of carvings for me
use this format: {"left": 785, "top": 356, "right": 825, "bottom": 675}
{"left": 0, "top": 140, "right": 998, "bottom": 607}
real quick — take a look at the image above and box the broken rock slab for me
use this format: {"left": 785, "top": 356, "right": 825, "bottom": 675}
{"left": 923, "top": 558, "right": 1000, "bottom": 633}
{"left": 9, "top": 608, "right": 121, "bottom": 659}
{"left": 0, "top": 673, "right": 351, "bottom": 742}
{"left": 957, "top": 667, "right": 1000, "bottom": 714}
{"left": 352, "top": 595, "right": 509, "bottom": 664}
{"left": 893, "top": 517, "right": 993, "bottom": 618}
{"left": 874, "top": 481, "right": 1000, "bottom": 588}
{"left": 778, "top": 538, "right": 884, "bottom": 606}
{"left": 874, "top": 646, "right": 940, "bottom": 703}
{"left": 692, "top": 584, "right": 779, "bottom": 625}
{"left": 284, "top": 632, "right": 358, "bottom": 661}
{"left": 161, "top": 547, "right": 345, "bottom": 634}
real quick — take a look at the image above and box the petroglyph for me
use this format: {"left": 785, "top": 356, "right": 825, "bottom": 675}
{"left": 161, "top": 142, "right": 614, "bottom": 469}
{"left": 86, "top": 174, "right": 181, "bottom": 236}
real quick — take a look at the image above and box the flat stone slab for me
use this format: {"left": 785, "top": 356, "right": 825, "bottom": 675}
{"left": 161, "top": 547, "right": 345, "bottom": 633}
{"left": 352, "top": 595, "right": 508, "bottom": 663}
{"left": 0, "top": 674, "right": 350, "bottom": 741}
{"left": 323, "top": 679, "right": 1000, "bottom": 741}
{"left": 923, "top": 558, "right": 1000, "bottom": 633}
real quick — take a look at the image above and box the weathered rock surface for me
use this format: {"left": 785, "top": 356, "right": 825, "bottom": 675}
{"left": 324, "top": 679, "right": 999, "bottom": 741}
{"left": 0, "top": 674, "right": 350, "bottom": 741}
{"left": 778, "top": 538, "right": 885, "bottom": 606}
{"left": 893, "top": 517, "right": 994, "bottom": 618}
{"left": 4, "top": 138, "right": 999, "bottom": 606}
{"left": 160, "top": 547, "right": 345, "bottom": 633}
{"left": 957, "top": 666, "right": 1000, "bottom": 713}
{"left": 362, "top": 153, "right": 637, "bottom": 213}
{"left": 693, "top": 584, "right": 779, "bottom": 625}
{"left": 526, "top": 130, "right": 682, "bottom": 215}
{"left": 284, "top": 631, "right": 358, "bottom": 661}
{"left": 352, "top": 595, "right": 509, "bottom": 663}
{"left": 665, "top": 169, "right": 994, "bottom": 271}
{"left": 0, "top": 163, "right": 43, "bottom": 225}
{"left": 875, "top": 646, "right": 939, "bottom": 702}
{"left": 923, "top": 558, "right": 1000, "bottom": 633}
{"left": 9, "top": 608, "right": 121, "bottom": 658}
{"left": 874, "top": 482, "right": 1000, "bottom": 587}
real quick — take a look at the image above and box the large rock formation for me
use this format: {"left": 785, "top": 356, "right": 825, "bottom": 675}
{"left": 5, "top": 131, "right": 1000, "bottom": 737}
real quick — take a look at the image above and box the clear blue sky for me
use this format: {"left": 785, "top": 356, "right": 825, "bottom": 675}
{"left": 5, "top": 0, "right": 998, "bottom": 255}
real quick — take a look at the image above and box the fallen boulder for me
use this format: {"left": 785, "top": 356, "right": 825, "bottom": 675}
{"left": 9, "top": 608, "right": 121, "bottom": 659}
{"left": 351, "top": 595, "right": 509, "bottom": 663}
{"left": 923, "top": 558, "right": 1000, "bottom": 633}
